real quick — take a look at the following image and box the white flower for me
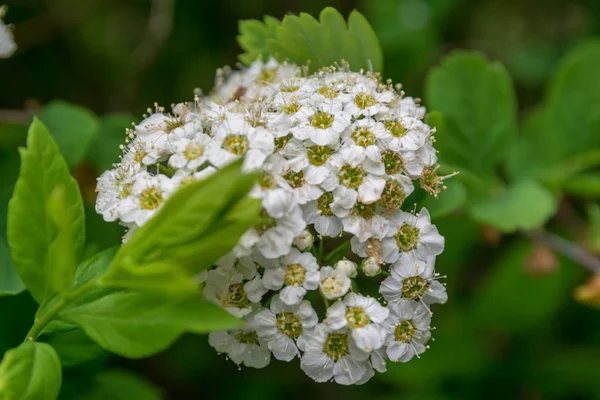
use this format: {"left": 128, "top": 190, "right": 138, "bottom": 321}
{"left": 353, "top": 208, "right": 444, "bottom": 264}
{"left": 361, "top": 256, "right": 381, "bottom": 277}
{"left": 253, "top": 295, "right": 318, "bottom": 361}
{"left": 382, "top": 299, "right": 431, "bottom": 362}
{"left": 253, "top": 204, "right": 307, "bottom": 259}
{"left": 300, "top": 323, "right": 370, "bottom": 385}
{"left": 118, "top": 171, "right": 174, "bottom": 226}
{"left": 203, "top": 266, "right": 266, "bottom": 317}
{"left": 344, "top": 84, "right": 394, "bottom": 117}
{"left": 335, "top": 259, "right": 357, "bottom": 278}
{"left": 293, "top": 230, "right": 314, "bottom": 251}
{"left": 168, "top": 133, "right": 212, "bottom": 170}
{"left": 208, "top": 325, "right": 271, "bottom": 368}
{"left": 302, "top": 194, "right": 343, "bottom": 237}
{"left": 380, "top": 116, "right": 428, "bottom": 152}
{"left": 291, "top": 102, "right": 351, "bottom": 146}
{"left": 325, "top": 293, "right": 389, "bottom": 352}
{"left": 262, "top": 248, "right": 320, "bottom": 305}
{"left": 319, "top": 266, "right": 351, "bottom": 300}
{"left": 380, "top": 256, "right": 447, "bottom": 310}
{"left": 95, "top": 161, "right": 144, "bottom": 222}
{"left": 0, "top": 6, "right": 16, "bottom": 58}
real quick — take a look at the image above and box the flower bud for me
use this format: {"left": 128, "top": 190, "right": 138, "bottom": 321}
{"left": 362, "top": 256, "right": 381, "bottom": 277}
{"left": 335, "top": 259, "right": 357, "bottom": 278}
{"left": 293, "top": 230, "right": 314, "bottom": 251}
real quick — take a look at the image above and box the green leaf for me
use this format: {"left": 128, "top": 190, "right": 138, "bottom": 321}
{"left": 237, "top": 16, "right": 280, "bottom": 65}
{"left": 79, "top": 370, "right": 163, "bottom": 400}
{"left": 37, "top": 101, "right": 100, "bottom": 168}
{"left": 469, "top": 180, "right": 557, "bottom": 232}
{"left": 425, "top": 51, "right": 517, "bottom": 172}
{"left": 39, "top": 247, "right": 118, "bottom": 337}
{"left": 0, "top": 341, "right": 62, "bottom": 400}
{"left": 46, "top": 187, "right": 78, "bottom": 294}
{"left": 587, "top": 204, "right": 600, "bottom": 253}
{"left": 60, "top": 291, "right": 241, "bottom": 358}
{"left": 507, "top": 41, "right": 600, "bottom": 182}
{"left": 110, "top": 159, "right": 259, "bottom": 274}
{"left": 470, "top": 241, "right": 583, "bottom": 333}
{"left": 262, "top": 7, "right": 383, "bottom": 73}
{"left": 86, "top": 114, "right": 135, "bottom": 172}
{"left": 42, "top": 329, "right": 106, "bottom": 367}
{"left": 7, "top": 118, "right": 85, "bottom": 304}
{"left": 562, "top": 173, "right": 600, "bottom": 198}
{"left": 0, "top": 238, "right": 24, "bottom": 296}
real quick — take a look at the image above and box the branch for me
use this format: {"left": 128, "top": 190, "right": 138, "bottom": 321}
{"left": 524, "top": 230, "right": 600, "bottom": 274}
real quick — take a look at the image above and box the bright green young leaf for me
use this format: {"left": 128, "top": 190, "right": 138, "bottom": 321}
{"left": 7, "top": 118, "right": 85, "bottom": 304}
{"left": 86, "top": 114, "right": 135, "bottom": 172}
{"left": 425, "top": 51, "right": 517, "bottom": 173}
{"left": 0, "top": 341, "right": 62, "bottom": 400}
{"left": 43, "top": 329, "right": 106, "bottom": 367}
{"left": 0, "top": 238, "right": 24, "bottom": 296}
{"left": 111, "top": 159, "right": 259, "bottom": 274}
{"left": 470, "top": 241, "right": 583, "bottom": 333}
{"left": 39, "top": 247, "right": 118, "bottom": 337}
{"left": 469, "top": 180, "right": 557, "bottom": 232}
{"left": 237, "top": 16, "right": 280, "bottom": 65}
{"left": 46, "top": 187, "right": 78, "bottom": 294}
{"left": 79, "top": 370, "right": 163, "bottom": 400}
{"left": 260, "top": 7, "right": 383, "bottom": 73}
{"left": 37, "top": 101, "right": 100, "bottom": 168}
{"left": 60, "top": 291, "right": 241, "bottom": 358}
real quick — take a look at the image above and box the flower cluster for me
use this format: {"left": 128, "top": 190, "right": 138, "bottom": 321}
{"left": 96, "top": 58, "right": 451, "bottom": 385}
{"left": 0, "top": 5, "right": 16, "bottom": 59}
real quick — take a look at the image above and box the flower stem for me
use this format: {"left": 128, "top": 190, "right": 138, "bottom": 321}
{"left": 324, "top": 241, "right": 351, "bottom": 265}
{"left": 158, "top": 163, "right": 175, "bottom": 177}
{"left": 24, "top": 280, "right": 98, "bottom": 341}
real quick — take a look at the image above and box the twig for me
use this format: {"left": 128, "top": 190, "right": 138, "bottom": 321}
{"left": 524, "top": 230, "right": 600, "bottom": 274}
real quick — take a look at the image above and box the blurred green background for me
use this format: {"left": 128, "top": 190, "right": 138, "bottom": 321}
{"left": 1, "top": 0, "right": 600, "bottom": 399}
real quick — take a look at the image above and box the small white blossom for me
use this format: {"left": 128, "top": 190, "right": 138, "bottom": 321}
{"left": 253, "top": 295, "right": 318, "bottom": 361}
{"left": 361, "top": 256, "right": 381, "bottom": 277}
{"left": 0, "top": 6, "right": 16, "bottom": 58}
{"left": 262, "top": 248, "right": 320, "bottom": 305}
{"left": 208, "top": 324, "right": 271, "bottom": 368}
{"left": 382, "top": 299, "right": 431, "bottom": 362}
{"left": 293, "top": 230, "right": 314, "bottom": 251}
{"left": 335, "top": 259, "right": 357, "bottom": 278}
{"left": 300, "top": 324, "right": 371, "bottom": 385}
{"left": 325, "top": 293, "right": 389, "bottom": 352}
{"left": 319, "top": 266, "right": 351, "bottom": 300}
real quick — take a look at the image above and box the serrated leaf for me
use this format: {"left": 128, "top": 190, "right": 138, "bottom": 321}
{"left": 507, "top": 41, "right": 600, "bottom": 182}
{"left": 110, "top": 159, "right": 259, "bottom": 274}
{"left": 7, "top": 118, "right": 85, "bottom": 304}
{"left": 425, "top": 51, "right": 517, "bottom": 173}
{"left": 0, "top": 341, "right": 62, "bottom": 400}
{"left": 60, "top": 291, "right": 241, "bottom": 358}
{"left": 237, "top": 16, "right": 280, "bottom": 65}
{"left": 259, "top": 7, "right": 383, "bottom": 73}
{"left": 37, "top": 101, "right": 99, "bottom": 168}
{"left": 42, "top": 329, "right": 106, "bottom": 367}
{"left": 469, "top": 180, "right": 557, "bottom": 232}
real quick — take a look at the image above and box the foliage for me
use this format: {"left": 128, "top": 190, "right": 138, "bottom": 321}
{"left": 1, "top": 2, "right": 599, "bottom": 399}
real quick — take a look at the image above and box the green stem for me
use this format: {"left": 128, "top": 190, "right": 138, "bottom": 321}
{"left": 25, "top": 281, "right": 98, "bottom": 341}
{"left": 318, "top": 239, "right": 324, "bottom": 263}
{"left": 158, "top": 163, "right": 175, "bottom": 177}
{"left": 320, "top": 291, "right": 330, "bottom": 309}
{"left": 324, "top": 241, "right": 351, "bottom": 264}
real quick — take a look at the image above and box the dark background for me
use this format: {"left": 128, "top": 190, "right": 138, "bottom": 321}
{"left": 1, "top": 0, "right": 600, "bottom": 399}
